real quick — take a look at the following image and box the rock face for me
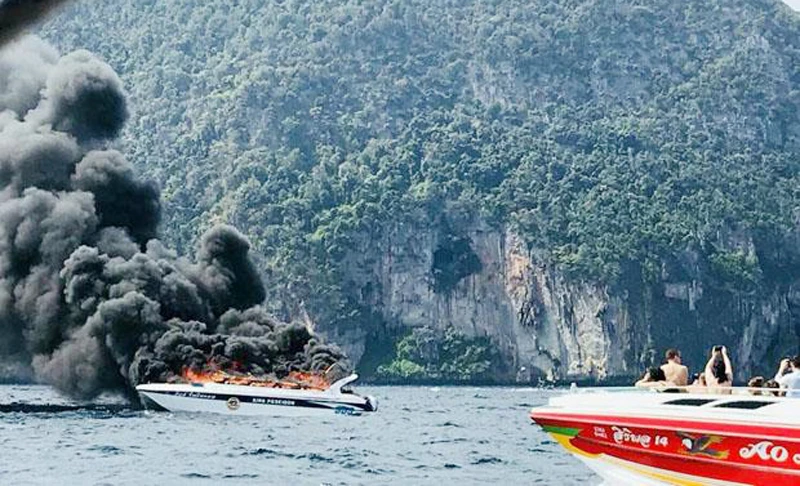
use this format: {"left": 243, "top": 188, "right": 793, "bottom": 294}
{"left": 35, "top": 0, "right": 800, "bottom": 384}
{"left": 320, "top": 219, "right": 800, "bottom": 383}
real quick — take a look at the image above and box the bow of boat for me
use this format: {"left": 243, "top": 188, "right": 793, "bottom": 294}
{"left": 530, "top": 388, "right": 800, "bottom": 486}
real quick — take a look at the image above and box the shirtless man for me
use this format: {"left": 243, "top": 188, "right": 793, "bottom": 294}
{"left": 661, "top": 348, "right": 689, "bottom": 386}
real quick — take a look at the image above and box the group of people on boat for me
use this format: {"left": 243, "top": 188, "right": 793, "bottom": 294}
{"left": 635, "top": 346, "right": 800, "bottom": 396}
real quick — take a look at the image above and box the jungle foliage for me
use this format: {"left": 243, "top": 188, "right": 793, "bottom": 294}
{"left": 41, "top": 0, "right": 800, "bottom": 339}
{"left": 376, "top": 326, "right": 502, "bottom": 381}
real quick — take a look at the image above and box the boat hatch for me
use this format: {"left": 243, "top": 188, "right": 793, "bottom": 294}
{"left": 663, "top": 398, "right": 716, "bottom": 406}
{"left": 713, "top": 400, "right": 776, "bottom": 410}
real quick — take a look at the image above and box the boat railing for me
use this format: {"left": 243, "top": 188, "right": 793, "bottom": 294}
{"left": 564, "top": 384, "right": 791, "bottom": 397}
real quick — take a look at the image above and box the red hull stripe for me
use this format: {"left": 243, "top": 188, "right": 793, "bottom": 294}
{"left": 532, "top": 413, "right": 800, "bottom": 485}
{"left": 531, "top": 411, "right": 800, "bottom": 441}
{"left": 573, "top": 432, "right": 800, "bottom": 483}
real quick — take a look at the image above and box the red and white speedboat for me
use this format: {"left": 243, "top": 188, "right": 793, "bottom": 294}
{"left": 530, "top": 388, "right": 800, "bottom": 485}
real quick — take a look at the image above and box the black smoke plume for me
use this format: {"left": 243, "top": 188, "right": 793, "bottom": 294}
{"left": 0, "top": 37, "right": 348, "bottom": 399}
{"left": 0, "top": 0, "right": 71, "bottom": 48}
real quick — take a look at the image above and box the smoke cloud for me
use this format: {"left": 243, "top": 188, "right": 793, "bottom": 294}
{"left": 0, "top": 36, "right": 348, "bottom": 399}
{"left": 0, "top": 0, "right": 72, "bottom": 49}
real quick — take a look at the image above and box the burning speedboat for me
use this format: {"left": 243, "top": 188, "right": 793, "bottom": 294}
{"left": 136, "top": 372, "right": 377, "bottom": 416}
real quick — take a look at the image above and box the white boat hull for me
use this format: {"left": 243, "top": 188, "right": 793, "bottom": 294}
{"left": 136, "top": 374, "right": 377, "bottom": 417}
{"left": 574, "top": 451, "right": 748, "bottom": 486}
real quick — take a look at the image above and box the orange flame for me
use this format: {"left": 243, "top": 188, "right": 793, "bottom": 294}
{"left": 180, "top": 362, "right": 329, "bottom": 390}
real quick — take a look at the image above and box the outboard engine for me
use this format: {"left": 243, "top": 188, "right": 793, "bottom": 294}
{"left": 365, "top": 395, "right": 378, "bottom": 412}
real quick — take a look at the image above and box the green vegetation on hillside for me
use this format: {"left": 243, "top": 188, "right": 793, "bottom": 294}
{"left": 376, "top": 326, "right": 502, "bottom": 382}
{"left": 41, "top": 0, "right": 800, "bottom": 366}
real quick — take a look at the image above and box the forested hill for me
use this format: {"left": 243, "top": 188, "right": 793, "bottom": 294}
{"left": 40, "top": 0, "right": 800, "bottom": 381}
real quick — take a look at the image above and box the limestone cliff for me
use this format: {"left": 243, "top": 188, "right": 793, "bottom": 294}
{"left": 315, "top": 221, "right": 800, "bottom": 383}
{"left": 36, "top": 0, "right": 800, "bottom": 384}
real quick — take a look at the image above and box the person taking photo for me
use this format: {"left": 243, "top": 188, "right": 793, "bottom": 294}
{"left": 774, "top": 356, "right": 800, "bottom": 398}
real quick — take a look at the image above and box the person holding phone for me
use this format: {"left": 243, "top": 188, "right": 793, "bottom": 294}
{"left": 704, "top": 345, "right": 733, "bottom": 393}
{"left": 774, "top": 356, "right": 800, "bottom": 398}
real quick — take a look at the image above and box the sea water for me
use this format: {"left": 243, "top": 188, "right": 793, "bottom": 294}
{"left": 0, "top": 385, "right": 596, "bottom": 485}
